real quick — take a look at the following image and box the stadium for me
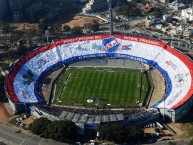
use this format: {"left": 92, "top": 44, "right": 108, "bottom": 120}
{"left": 5, "top": 34, "right": 193, "bottom": 129}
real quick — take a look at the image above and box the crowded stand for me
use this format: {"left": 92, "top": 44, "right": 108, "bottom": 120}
{"left": 31, "top": 104, "right": 158, "bottom": 125}
{"left": 71, "top": 58, "right": 145, "bottom": 68}
{"left": 5, "top": 34, "right": 193, "bottom": 122}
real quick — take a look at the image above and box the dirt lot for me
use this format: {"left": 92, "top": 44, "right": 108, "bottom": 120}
{"left": 149, "top": 69, "right": 165, "bottom": 107}
{"left": 10, "top": 23, "right": 39, "bottom": 31}
{"left": 168, "top": 123, "right": 193, "bottom": 139}
{"left": 63, "top": 15, "right": 107, "bottom": 28}
{"left": 0, "top": 103, "right": 11, "bottom": 122}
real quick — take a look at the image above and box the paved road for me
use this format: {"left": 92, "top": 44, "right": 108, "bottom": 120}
{"left": 0, "top": 123, "right": 68, "bottom": 145}
{"left": 143, "top": 139, "right": 189, "bottom": 145}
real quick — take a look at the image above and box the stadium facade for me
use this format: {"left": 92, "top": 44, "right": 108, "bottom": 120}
{"left": 5, "top": 34, "right": 193, "bottom": 123}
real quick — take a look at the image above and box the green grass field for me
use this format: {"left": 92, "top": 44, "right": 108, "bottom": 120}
{"left": 54, "top": 67, "right": 148, "bottom": 107}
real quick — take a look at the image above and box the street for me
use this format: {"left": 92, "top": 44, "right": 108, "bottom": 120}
{"left": 0, "top": 123, "right": 68, "bottom": 145}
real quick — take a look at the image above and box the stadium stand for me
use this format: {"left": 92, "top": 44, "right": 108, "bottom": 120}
{"left": 5, "top": 34, "right": 193, "bottom": 123}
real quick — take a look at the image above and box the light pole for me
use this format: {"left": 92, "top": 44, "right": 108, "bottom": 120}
{"left": 170, "top": 33, "right": 173, "bottom": 47}
{"left": 108, "top": 0, "right": 113, "bottom": 34}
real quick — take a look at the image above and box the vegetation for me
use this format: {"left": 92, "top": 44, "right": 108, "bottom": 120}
{"left": 97, "top": 124, "right": 144, "bottom": 143}
{"left": 28, "top": 117, "right": 51, "bottom": 135}
{"left": 70, "top": 26, "right": 82, "bottom": 35}
{"left": 55, "top": 67, "right": 148, "bottom": 107}
{"left": 84, "top": 20, "right": 99, "bottom": 32}
{"left": 39, "top": 18, "right": 49, "bottom": 33}
{"left": 189, "top": 139, "right": 193, "bottom": 145}
{"left": 29, "top": 118, "right": 77, "bottom": 142}
{"left": 63, "top": 25, "right": 71, "bottom": 32}
{"left": 43, "top": 120, "right": 77, "bottom": 142}
{"left": 116, "top": 1, "right": 142, "bottom": 17}
{"left": 152, "top": 7, "right": 163, "bottom": 18}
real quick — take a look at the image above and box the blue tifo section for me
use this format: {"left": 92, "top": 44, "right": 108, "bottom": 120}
{"left": 102, "top": 37, "right": 121, "bottom": 52}
{"left": 34, "top": 53, "right": 172, "bottom": 108}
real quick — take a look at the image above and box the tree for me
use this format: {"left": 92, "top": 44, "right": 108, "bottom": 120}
{"left": 51, "top": 24, "right": 62, "bottom": 33}
{"left": 84, "top": 20, "right": 99, "bottom": 33}
{"left": 116, "top": 2, "right": 141, "bottom": 17}
{"left": 43, "top": 120, "right": 77, "bottom": 142}
{"left": 28, "top": 118, "right": 51, "bottom": 135}
{"left": 25, "top": 29, "right": 37, "bottom": 39}
{"left": 98, "top": 124, "right": 144, "bottom": 143}
{"left": 189, "top": 139, "right": 193, "bottom": 145}
{"left": 63, "top": 25, "right": 71, "bottom": 32}
{"left": 1, "top": 24, "right": 13, "bottom": 35}
{"left": 70, "top": 26, "right": 82, "bottom": 36}
{"left": 39, "top": 18, "right": 48, "bottom": 33}
{"left": 117, "top": 0, "right": 128, "bottom": 6}
{"left": 153, "top": 7, "right": 163, "bottom": 18}
{"left": 126, "top": 126, "right": 144, "bottom": 142}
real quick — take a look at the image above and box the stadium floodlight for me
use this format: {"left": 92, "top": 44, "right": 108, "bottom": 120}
{"left": 107, "top": 0, "right": 113, "bottom": 34}
{"left": 170, "top": 33, "right": 173, "bottom": 47}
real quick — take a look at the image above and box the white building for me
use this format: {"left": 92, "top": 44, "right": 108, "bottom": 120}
{"left": 160, "top": 0, "right": 170, "bottom": 4}
{"left": 168, "top": 1, "right": 185, "bottom": 11}
{"left": 181, "top": 8, "right": 193, "bottom": 22}
{"left": 163, "top": 14, "right": 172, "bottom": 22}
{"left": 82, "top": 0, "right": 117, "bottom": 14}
{"left": 183, "top": 27, "right": 193, "bottom": 37}
{"left": 155, "top": 24, "right": 163, "bottom": 30}
{"left": 145, "top": 16, "right": 154, "bottom": 27}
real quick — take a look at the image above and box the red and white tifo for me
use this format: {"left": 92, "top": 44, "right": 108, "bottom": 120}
{"left": 5, "top": 34, "right": 193, "bottom": 121}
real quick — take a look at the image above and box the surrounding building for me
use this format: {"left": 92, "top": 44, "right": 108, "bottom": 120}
{"left": 183, "top": 27, "right": 193, "bottom": 37}
{"left": 0, "top": 0, "right": 8, "bottom": 20}
{"left": 82, "top": 0, "right": 117, "bottom": 14}
{"left": 160, "top": 0, "right": 170, "bottom": 4}
{"left": 167, "top": 1, "right": 185, "bottom": 10}
{"left": 181, "top": 8, "right": 193, "bottom": 22}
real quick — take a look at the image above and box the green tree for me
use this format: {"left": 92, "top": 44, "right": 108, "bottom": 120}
{"left": 98, "top": 124, "right": 144, "bottom": 143}
{"left": 43, "top": 120, "right": 77, "bottom": 142}
{"left": 28, "top": 118, "right": 51, "bottom": 135}
{"left": 118, "top": 0, "right": 128, "bottom": 6}
{"left": 39, "top": 18, "right": 48, "bottom": 33}
{"left": 71, "top": 26, "right": 82, "bottom": 35}
{"left": 51, "top": 24, "right": 62, "bottom": 33}
{"left": 84, "top": 20, "right": 99, "bottom": 33}
{"left": 1, "top": 24, "right": 13, "bottom": 36}
{"left": 63, "top": 25, "right": 71, "bottom": 32}
{"left": 25, "top": 29, "right": 36, "bottom": 39}
{"left": 116, "top": 2, "right": 141, "bottom": 17}
{"left": 153, "top": 7, "right": 163, "bottom": 18}
{"left": 189, "top": 139, "right": 193, "bottom": 145}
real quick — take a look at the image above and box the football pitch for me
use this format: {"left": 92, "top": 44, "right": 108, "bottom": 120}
{"left": 54, "top": 67, "right": 148, "bottom": 107}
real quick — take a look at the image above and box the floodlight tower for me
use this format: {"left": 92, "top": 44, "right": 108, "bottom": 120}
{"left": 108, "top": 0, "right": 113, "bottom": 34}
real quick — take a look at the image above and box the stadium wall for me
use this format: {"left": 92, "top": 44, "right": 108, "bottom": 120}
{"left": 159, "top": 94, "right": 193, "bottom": 122}
{"left": 5, "top": 34, "right": 193, "bottom": 122}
